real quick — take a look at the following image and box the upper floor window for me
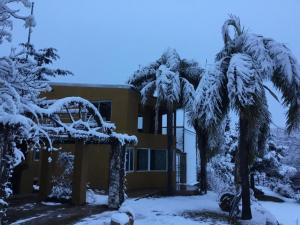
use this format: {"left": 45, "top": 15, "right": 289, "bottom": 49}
{"left": 137, "top": 115, "right": 143, "bottom": 132}
{"left": 93, "top": 101, "right": 112, "bottom": 121}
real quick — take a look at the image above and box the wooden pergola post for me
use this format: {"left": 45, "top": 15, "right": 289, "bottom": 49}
{"left": 108, "top": 142, "right": 126, "bottom": 209}
{"left": 72, "top": 142, "right": 88, "bottom": 205}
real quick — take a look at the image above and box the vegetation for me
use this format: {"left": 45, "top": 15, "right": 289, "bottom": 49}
{"left": 193, "top": 15, "right": 300, "bottom": 219}
{"left": 128, "top": 48, "right": 203, "bottom": 194}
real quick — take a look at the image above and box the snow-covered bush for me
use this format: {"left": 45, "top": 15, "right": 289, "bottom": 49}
{"left": 211, "top": 124, "right": 299, "bottom": 201}
{"left": 86, "top": 189, "right": 108, "bottom": 205}
{"left": 273, "top": 183, "right": 295, "bottom": 198}
{"left": 207, "top": 121, "right": 238, "bottom": 194}
{"left": 49, "top": 152, "right": 74, "bottom": 200}
{"left": 253, "top": 134, "right": 298, "bottom": 199}
{"left": 207, "top": 153, "right": 235, "bottom": 194}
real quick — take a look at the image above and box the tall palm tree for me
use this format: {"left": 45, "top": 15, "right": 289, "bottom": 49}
{"left": 194, "top": 15, "right": 300, "bottom": 220}
{"left": 128, "top": 48, "right": 203, "bottom": 194}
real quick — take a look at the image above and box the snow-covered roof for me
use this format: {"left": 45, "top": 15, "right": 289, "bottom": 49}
{"left": 50, "top": 82, "right": 138, "bottom": 91}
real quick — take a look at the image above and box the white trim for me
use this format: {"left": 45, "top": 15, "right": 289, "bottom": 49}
{"left": 125, "top": 147, "right": 134, "bottom": 173}
{"left": 50, "top": 82, "right": 135, "bottom": 90}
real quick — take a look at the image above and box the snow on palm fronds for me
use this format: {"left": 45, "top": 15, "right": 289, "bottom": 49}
{"left": 226, "top": 53, "right": 263, "bottom": 110}
{"left": 128, "top": 48, "right": 203, "bottom": 110}
{"left": 221, "top": 14, "right": 242, "bottom": 45}
{"left": 190, "top": 61, "right": 228, "bottom": 130}
{"left": 198, "top": 15, "right": 300, "bottom": 133}
{"left": 156, "top": 65, "right": 180, "bottom": 105}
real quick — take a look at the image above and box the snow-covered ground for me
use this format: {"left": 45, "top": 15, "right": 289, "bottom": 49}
{"left": 10, "top": 188, "right": 300, "bottom": 225}
{"left": 75, "top": 190, "right": 300, "bottom": 225}
{"left": 258, "top": 187, "right": 300, "bottom": 225}
{"left": 76, "top": 192, "right": 230, "bottom": 225}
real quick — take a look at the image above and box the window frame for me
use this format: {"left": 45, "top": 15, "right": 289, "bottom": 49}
{"left": 125, "top": 147, "right": 134, "bottom": 173}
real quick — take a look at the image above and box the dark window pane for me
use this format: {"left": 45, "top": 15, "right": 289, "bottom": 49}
{"left": 33, "top": 151, "right": 40, "bottom": 161}
{"left": 99, "top": 102, "right": 111, "bottom": 121}
{"left": 137, "top": 149, "right": 148, "bottom": 171}
{"left": 125, "top": 150, "right": 130, "bottom": 171}
{"left": 150, "top": 150, "right": 166, "bottom": 170}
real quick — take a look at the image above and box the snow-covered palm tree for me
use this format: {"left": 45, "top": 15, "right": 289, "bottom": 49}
{"left": 193, "top": 15, "right": 300, "bottom": 219}
{"left": 128, "top": 48, "right": 203, "bottom": 194}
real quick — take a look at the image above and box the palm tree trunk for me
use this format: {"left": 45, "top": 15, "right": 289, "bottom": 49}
{"left": 196, "top": 129, "right": 208, "bottom": 194}
{"left": 167, "top": 107, "right": 174, "bottom": 195}
{"left": 238, "top": 113, "right": 253, "bottom": 220}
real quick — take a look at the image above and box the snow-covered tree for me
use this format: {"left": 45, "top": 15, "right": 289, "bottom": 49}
{"left": 0, "top": 0, "right": 35, "bottom": 44}
{"left": 0, "top": 1, "right": 137, "bottom": 218}
{"left": 193, "top": 15, "right": 300, "bottom": 219}
{"left": 128, "top": 48, "right": 203, "bottom": 194}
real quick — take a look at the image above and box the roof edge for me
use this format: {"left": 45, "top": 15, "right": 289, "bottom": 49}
{"left": 50, "top": 82, "right": 139, "bottom": 92}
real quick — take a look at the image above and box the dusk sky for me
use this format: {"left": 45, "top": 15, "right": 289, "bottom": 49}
{"left": 4, "top": 0, "right": 300, "bottom": 128}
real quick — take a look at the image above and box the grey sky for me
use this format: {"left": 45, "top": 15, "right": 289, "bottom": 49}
{"left": 3, "top": 0, "right": 300, "bottom": 128}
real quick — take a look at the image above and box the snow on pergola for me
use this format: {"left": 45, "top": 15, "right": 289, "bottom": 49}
{"left": 36, "top": 96, "right": 137, "bottom": 147}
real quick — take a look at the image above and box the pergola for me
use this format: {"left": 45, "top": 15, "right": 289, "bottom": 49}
{"left": 37, "top": 97, "right": 137, "bottom": 208}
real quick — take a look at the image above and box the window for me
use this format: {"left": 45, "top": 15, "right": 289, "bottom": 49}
{"left": 136, "top": 149, "right": 167, "bottom": 171}
{"left": 150, "top": 150, "right": 167, "bottom": 171}
{"left": 125, "top": 148, "right": 134, "bottom": 172}
{"left": 33, "top": 150, "right": 40, "bottom": 161}
{"left": 137, "top": 115, "right": 143, "bottom": 131}
{"left": 93, "top": 101, "right": 112, "bottom": 121}
{"left": 136, "top": 149, "right": 149, "bottom": 171}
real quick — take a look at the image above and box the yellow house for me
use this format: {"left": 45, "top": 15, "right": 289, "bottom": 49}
{"left": 12, "top": 83, "right": 189, "bottom": 202}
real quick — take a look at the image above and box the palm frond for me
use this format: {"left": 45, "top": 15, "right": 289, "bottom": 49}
{"left": 179, "top": 59, "right": 204, "bottom": 87}
{"left": 266, "top": 39, "right": 300, "bottom": 85}
{"left": 192, "top": 60, "right": 229, "bottom": 129}
{"left": 267, "top": 39, "right": 300, "bottom": 132}
{"left": 127, "top": 61, "right": 160, "bottom": 89}
{"left": 180, "top": 77, "right": 195, "bottom": 108}
{"left": 256, "top": 93, "right": 271, "bottom": 154}
{"left": 222, "top": 14, "right": 242, "bottom": 45}
{"left": 240, "top": 34, "right": 273, "bottom": 79}
{"left": 161, "top": 48, "right": 181, "bottom": 71}
{"left": 156, "top": 66, "right": 181, "bottom": 105}
{"left": 226, "top": 53, "right": 263, "bottom": 110}
{"left": 140, "top": 80, "right": 156, "bottom": 105}
{"left": 263, "top": 85, "right": 280, "bottom": 103}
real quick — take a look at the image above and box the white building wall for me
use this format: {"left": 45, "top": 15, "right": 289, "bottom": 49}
{"left": 183, "top": 116, "right": 198, "bottom": 185}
